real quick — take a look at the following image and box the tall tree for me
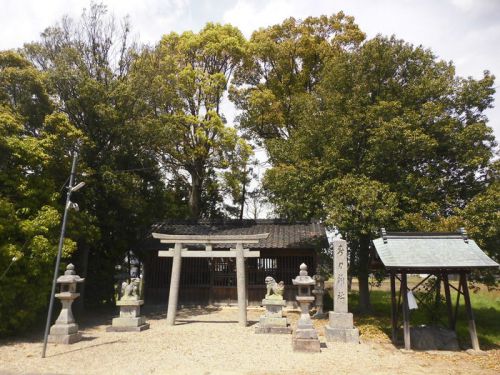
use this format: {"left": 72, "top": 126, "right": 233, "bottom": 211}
{"left": 129, "top": 23, "right": 251, "bottom": 218}
{"left": 24, "top": 3, "right": 176, "bottom": 306}
{"left": 232, "top": 15, "right": 497, "bottom": 311}
{"left": 0, "top": 51, "right": 80, "bottom": 334}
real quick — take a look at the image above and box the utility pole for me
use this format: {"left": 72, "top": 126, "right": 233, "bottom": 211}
{"left": 42, "top": 151, "right": 84, "bottom": 358}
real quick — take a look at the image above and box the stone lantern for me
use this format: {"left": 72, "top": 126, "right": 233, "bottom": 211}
{"left": 48, "top": 264, "right": 84, "bottom": 344}
{"left": 291, "top": 263, "right": 320, "bottom": 352}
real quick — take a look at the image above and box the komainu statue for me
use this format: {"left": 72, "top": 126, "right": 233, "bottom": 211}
{"left": 265, "top": 276, "right": 285, "bottom": 300}
{"left": 120, "top": 278, "right": 141, "bottom": 301}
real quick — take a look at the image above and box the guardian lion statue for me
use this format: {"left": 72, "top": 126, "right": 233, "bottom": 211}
{"left": 120, "top": 278, "right": 141, "bottom": 301}
{"left": 265, "top": 276, "right": 285, "bottom": 300}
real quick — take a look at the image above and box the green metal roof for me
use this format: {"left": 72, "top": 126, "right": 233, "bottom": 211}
{"left": 372, "top": 230, "right": 499, "bottom": 270}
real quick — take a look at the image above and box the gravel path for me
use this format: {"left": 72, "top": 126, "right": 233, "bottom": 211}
{"left": 0, "top": 307, "right": 497, "bottom": 375}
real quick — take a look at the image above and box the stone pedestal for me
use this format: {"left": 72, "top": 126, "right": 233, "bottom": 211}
{"left": 107, "top": 300, "right": 150, "bottom": 332}
{"left": 255, "top": 299, "right": 292, "bottom": 334}
{"left": 48, "top": 292, "right": 82, "bottom": 344}
{"left": 324, "top": 312, "right": 359, "bottom": 343}
{"left": 292, "top": 295, "right": 321, "bottom": 352}
{"left": 47, "top": 264, "right": 84, "bottom": 345}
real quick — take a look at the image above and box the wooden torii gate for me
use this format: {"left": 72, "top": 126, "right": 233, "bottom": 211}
{"left": 152, "top": 233, "right": 269, "bottom": 326}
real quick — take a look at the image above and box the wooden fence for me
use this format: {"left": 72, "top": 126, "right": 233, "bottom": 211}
{"left": 144, "top": 250, "right": 315, "bottom": 305}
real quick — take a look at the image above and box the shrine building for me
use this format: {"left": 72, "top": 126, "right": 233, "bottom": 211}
{"left": 139, "top": 220, "right": 328, "bottom": 306}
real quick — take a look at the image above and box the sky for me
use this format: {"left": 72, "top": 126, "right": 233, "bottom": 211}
{"left": 1, "top": 0, "right": 499, "bottom": 141}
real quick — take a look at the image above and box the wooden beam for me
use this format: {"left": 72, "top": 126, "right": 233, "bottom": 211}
{"left": 443, "top": 273, "right": 454, "bottom": 330}
{"left": 390, "top": 271, "right": 398, "bottom": 344}
{"left": 152, "top": 233, "right": 270, "bottom": 244}
{"left": 460, "top": 272, "right": 480, "bottom": 351}
{"left": 401, "top": 272, "right": 411, "bottom": 350}
{"left": 158, "top": 250, "right": 260, "bottom": 258}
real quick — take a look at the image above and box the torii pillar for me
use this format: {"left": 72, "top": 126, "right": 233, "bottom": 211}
{"left": 153, "top": 233, "right": 269, "bottom": 326}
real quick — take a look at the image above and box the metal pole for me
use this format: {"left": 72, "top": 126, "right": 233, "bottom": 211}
{"left": 42, "top": 151, "right": 78, "bottom": 358}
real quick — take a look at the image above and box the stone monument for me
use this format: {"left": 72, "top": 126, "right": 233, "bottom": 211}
{"left": 292, "top": 264, "right": 321, "bottom": 352}
{"left": 107, "top": 277, "right": 150, "bottom": 332}
{"left": 48, "top": 264, "right": 84, "bottom": 344}
{"left": 325, "top": 238, "right": 359, "bottom": 343}
{"left": 312, "top": 274, "right": 326, "bottom": 319}
{"left": 255, "top": 276, "right": 292, "bottom": 334}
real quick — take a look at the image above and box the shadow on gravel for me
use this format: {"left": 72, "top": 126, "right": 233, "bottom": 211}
{"left": 46, "top": 339, "right": 122, "bottom": 358}
{"left": 175, "top": 319, "right": 239, "bottom": 325}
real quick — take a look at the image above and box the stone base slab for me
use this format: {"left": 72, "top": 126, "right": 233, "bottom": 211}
{"left": 324, "top": 326, "right": 359, "bottom": 343}
{"left": 255, "top": 325, "right": 292, "bottom": 334}
{"left": 107, "top": 323, "right": 150, "bottom": 332}
{"left": 410, "top": 326, "right": 459, "bottom": 351}
{"left": 259, "top": 317, "right": 288, "bottom": 327}
{"left": 48, "top": 332, "right": 82, "bottom": 344}
{"left": 292, "top": 335, "right": 321, "bottom": 352}
{"left": 328, "top": 311, "right": 354, "bottom": 329}
{"left": 116, "top": 299, "right": 144, "bottom": 306}
{"left": 111, "top": 316, "right": 146, "bottom": 327}
{"left": 49, "top": 323, "right": 78, "bottom": 336}
{"left": 295, "top": 329, "right": 319, "bottom": 339}
{"left": 262, "top": 298, "right": 286, "bottom": 306}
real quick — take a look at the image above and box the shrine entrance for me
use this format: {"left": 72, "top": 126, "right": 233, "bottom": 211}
{"left": 211, "top": 258, "right": 237, "bottom": 305}
{"left": 152, "top": 233, "right": 269, "bottom": 326}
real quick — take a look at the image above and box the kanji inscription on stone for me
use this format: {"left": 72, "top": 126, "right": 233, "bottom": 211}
{"left": 333, "top": 238, "right": 348, "bottom": 313}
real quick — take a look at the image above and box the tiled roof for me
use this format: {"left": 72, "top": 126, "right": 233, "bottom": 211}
{"left": 149, "top": 219, "right": 327, "bottom": 249}
{"left": 372, "top": 231, "right": 499, "bottom": 270}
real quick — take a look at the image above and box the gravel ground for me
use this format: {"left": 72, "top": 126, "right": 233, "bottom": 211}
{"left": 0, "top": 307, "right": 497, "bottom": 375}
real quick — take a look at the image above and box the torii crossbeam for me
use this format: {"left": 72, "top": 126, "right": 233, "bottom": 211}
{"left": 152, "top": 232, "right": 269, "bottom": 326}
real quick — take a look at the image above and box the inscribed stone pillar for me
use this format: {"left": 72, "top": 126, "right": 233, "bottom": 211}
{"left": 166, "top": 243, "right": 182, "bottom": 325}
{"left": 235, "top": 242, "right": 247, "bottom": 326}
{"left": 325, "top": 238, "right": 359, "bottom": 343}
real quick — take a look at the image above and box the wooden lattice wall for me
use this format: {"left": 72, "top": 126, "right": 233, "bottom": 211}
{"left": 144, "top": 249, "right": 316, "bottom": 305}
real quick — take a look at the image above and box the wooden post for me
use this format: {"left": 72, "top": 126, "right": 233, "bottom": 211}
{"left": 390, "top": 271, "right": 398, "bottom": 344}
{"left": 166, "top": 243, "right": 182, "bottom": 325}
{"left": 460, "top": 272, "right": 480, "bottom": 351}
{"left": 235, "top": 242, "right": 247, "bottom": 326}
{"left": 434, "top": 274, "right": 441, "bottom": 324}
{"left": 442, "top": 273, "right": 454, "bottom": 330}
{"left": 401, "top": 272, "right": 411, "bottom": 350}
{"left": 206, "top": 244, "right": 214, "bottom": 306}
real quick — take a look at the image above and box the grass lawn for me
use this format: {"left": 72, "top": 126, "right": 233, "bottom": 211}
{"left": 327, "top": 278, "right": 500, "bottom": 349}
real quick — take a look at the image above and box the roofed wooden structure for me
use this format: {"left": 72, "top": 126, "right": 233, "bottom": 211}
{"left": 141, "top": 220, "right": 327, "bottom": 306}
{"left": 371, "top": 228, "right": 499, "bottom": 351}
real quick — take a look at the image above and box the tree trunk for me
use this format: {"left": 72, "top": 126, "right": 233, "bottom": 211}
{"left": 357, "top": 234, "right": 372, "bottom": 312}
{"left": 189, "top": 172, "right": 203, "bottom": 218}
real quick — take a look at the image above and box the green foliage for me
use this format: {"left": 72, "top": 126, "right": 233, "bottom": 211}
{"left": 232, "top": 15, "right": 497, "bottom": 310}
{"left": 130, "top": 22, "right": 249, "bottom": 218}
{"left": 23, "top": 3, "right": 180, "bottom": 306}
{"left": 0, "top": 51, "right": 78, "bottom": 335}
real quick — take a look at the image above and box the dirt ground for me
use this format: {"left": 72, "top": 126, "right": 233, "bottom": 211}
{"left": 0, "top": 307, "right": 498, "bottom": 375}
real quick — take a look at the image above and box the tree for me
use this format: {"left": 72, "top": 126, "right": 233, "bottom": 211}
{"left": 24, "top": 3, "right": 177, "bottom": 306}
{"left": 232, "top": 14, "right": 497, "bottom": 311}
{"left": 0, "top": 51, "right": 80, "bottom": 334}
{"left": 130, "top": 23, "right": 249, "bottom": 218}
{"left": 230, "top": 13, "right": 365, "bottom": 154}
